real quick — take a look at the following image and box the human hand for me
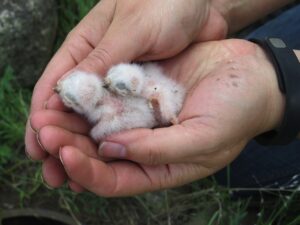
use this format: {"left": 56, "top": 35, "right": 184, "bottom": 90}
{"left": 30, "top": 39, "right": 286, "bottom": 195}
{"left": 25, "top": 0, "right": 228, "bottom": 189}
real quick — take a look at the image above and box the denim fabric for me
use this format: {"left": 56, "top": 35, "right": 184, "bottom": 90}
{"left": 214, "top": 4, "right": 300, "bottom": 188}
{"left": 246, "top": 4, "right": 300, "bottom": 49}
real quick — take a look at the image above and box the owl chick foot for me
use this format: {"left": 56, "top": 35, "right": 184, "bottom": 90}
{"left": 149, "top": 96, "right": 179, "bottom": 125}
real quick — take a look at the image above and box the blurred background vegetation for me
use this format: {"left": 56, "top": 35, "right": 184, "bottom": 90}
{"left": 0, "top": 0, "right": 300, "bottom": 224}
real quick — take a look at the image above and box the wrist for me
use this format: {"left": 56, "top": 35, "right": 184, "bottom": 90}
{"left": 268, "top": 49, "right": 300, "bottom": 129}
{"left": 269, "top": 48, "right": 300, "bottom": 141}
{"left": 258, "top": 45, "right": 285, "bottom": 134}
{"left": 254, "top": 39, "right": 300, "bottom": 144}
{"left": 269, "top": 50, "right": 300, "bottom": 131}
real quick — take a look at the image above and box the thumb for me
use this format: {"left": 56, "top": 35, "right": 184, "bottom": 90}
{"left": 74, "top": 25, "right": 145, "bottom": 76}
{"left": 99, "top": 124, "right": 214, "bottom": 165}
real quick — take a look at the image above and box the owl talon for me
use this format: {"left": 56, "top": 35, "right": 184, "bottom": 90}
{"left": 103, "top": 78, "right": 111, "bottom": 88}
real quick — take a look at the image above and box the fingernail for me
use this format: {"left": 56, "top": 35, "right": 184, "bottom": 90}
{"left": 40, "top": 174, "right": 54, "bottom": 190}
{"left": 24, "top": 147, "right": 34, "bottom": 161}
{"left": 36, "top": 131, "right": 47, "bottom": 152}
{"left": 43, "top": 101, "right": 48, "bottom": 109}
{"left": 28, "top": 117, "right": 37, "bottom": 134}
{"left": 98, "top": 142, "right": 126, "bottom": 158}
{"left": 59, "top": 147, "right": 64, "bottom": 166}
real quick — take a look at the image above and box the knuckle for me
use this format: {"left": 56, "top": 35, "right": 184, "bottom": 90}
{"left": 146, "top": 147, "right": 163, "bottom": 166}
{"left": 85, "top": 47, "right": 112, "bottom": 71}
{"left": 64, "top": 36, "right": 83, "bottom": 64}
{"left": 30, "top": 110, "right": 44, "bottom": 130}
{"left": 65, "top": 28, "right": 76, "bottom": 42}
{"left": 38, "top": 126, "right": 58, "bottom": 154}
{"left": 64, "top": 29, "right": 93, "bottom": 64}
{"left": 65, "top": 27, "right": 86, "bottom": 45}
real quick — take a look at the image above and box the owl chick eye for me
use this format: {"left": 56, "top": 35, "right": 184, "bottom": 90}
{"left": 116, "top": 82, "right": 128, "bottom": 90}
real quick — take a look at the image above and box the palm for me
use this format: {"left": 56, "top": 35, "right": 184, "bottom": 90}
{"left": 97, "top": 39, "right": 281, "bottom": 195}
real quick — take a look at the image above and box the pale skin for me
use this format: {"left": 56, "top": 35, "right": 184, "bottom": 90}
{"left": 26, "top": 0, "right": 298, "bottom": 194}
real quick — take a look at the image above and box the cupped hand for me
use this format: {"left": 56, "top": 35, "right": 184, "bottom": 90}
{"left": 25, "top": 0, "right": 227, "bottom": 190}
{"left": 31, "top": 39, "right": 285, "bottom": 195}
{"left": 25, "top": 0, "right": 227, "bottom": 169}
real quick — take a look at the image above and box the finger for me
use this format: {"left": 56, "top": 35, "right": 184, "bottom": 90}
{"left": 195, "top": 6, "right": 228, "bottom": 41}
{"left": 99, "top": 121, "right": 218, "bottom": 165}
{"left": 25, "top": 42, "right": 82, "bottom": 159}
{"left": 68, "top": 180, "right": 85, "bottom": 193}
{"left": 60, "top": 146, "right": 214, "bottom": 196}
{"left": 42, "top": 156, "right": 67, "bottom": 188}
{"left": 25, "top": 121, "right": 48, "bottom": 160}
{"left": 38, "top": 125, "right": 97, "bottom": 158}
{"left": 74, "top": 20, "right": 146, "bottom": 75}
{"left": 26, "top": 110, "right": 90, "bottom": 160}
{"left": 66, "top": 0, "right": 116, "bottom": 48}
{"left": 42, "top": 154, "right": 86, "bottom": 192}
{"left": 31, "top": 0, "right": 116, "bottom": 113}
{"left": 60, "top": 146, "right": 117, "bottom": 196}
{"left": 25, "top": 0, "right": 115, "bottom": 161}
{"left": 30, "top": 109, "right": 90, "bottom": 134}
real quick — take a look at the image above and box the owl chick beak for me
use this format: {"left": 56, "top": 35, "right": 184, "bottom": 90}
{"left": 103, "top": 78, "right": 111, "bottom": 88}
{"left": 53, "top": 85, "right": 61, "bottom": 94}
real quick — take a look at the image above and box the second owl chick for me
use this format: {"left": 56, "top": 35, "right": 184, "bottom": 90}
{"left": 105, "top": 63, "right": 185, "bottom": 124}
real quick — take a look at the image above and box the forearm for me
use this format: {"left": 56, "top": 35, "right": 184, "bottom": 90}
{"left": 212, "top": 0, "right": 295, "bottom": 34}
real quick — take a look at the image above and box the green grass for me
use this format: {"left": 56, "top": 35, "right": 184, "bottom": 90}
{"left": 0, "top": 67, "right": 30, "bottom": 168}
{"left": 1, "top": 0, "right": 300, "bottom": 224}
{"left": 55, "top": 0, "right": 99, "bottom": 49}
